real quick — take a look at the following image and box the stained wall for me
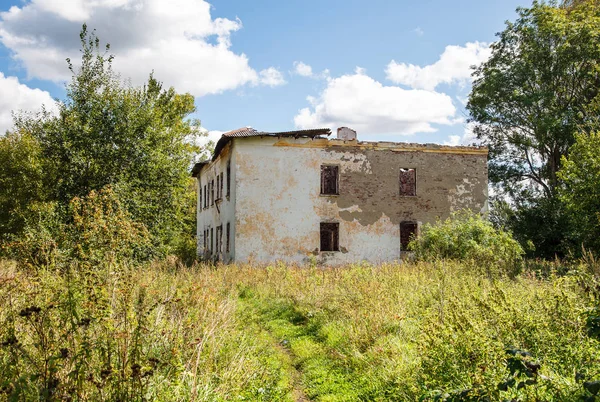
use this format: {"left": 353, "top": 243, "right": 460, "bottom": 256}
{"left": 232, "top": 136, "right": 488, "bottom": 265}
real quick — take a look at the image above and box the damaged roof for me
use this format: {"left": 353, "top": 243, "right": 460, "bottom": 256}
{"left": 191, "top": 127, "right": 332, "bottom": 176}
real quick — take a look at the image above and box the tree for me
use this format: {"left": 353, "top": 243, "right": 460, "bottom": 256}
{"left": 467, "top": 0, "right": 600, "bottom": 257}
{"left": 558, "top": 132, "right": 600, "bottom": 252}
{"left": 7, "top": 25, "right": 203, "bottom": 253}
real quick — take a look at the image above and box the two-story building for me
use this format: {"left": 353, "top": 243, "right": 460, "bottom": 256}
{"left": 192, "top": 126, "right": 488, "bottom": 265}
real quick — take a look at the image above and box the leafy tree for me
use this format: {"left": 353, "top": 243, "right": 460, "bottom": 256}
{"left": 558, "top": 132, "right": 600, "bottom": 252}
{"left": 467, "top": 0, "right": 600, "bottom": 257}
{"left": 0, "top": 130, "right": 47, "bottom": 238}
{"left": 8, "top": 25, "right": 203, "bottom": 253}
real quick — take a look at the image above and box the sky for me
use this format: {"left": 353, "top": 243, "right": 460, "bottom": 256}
{"left": 0, "top": 0, "right": 526, "bottom": 146}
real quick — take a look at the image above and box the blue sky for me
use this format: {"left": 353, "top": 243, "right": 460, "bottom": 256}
{"left": 0, "top": 0, "right": 525, "bottom": 145}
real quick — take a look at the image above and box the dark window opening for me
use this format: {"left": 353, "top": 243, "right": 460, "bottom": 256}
{"left": 199, "top": 186, "right": 202, "bottom": 210}
{"left": 210, "top": 180, "right": 214, "bottom": 205}
{"left": 210, "top": 227, "right": 214, "bottom": 254}
{"left": 399, "top": 168, "right": 416, "bottom": 196}
{"left": 216, "top": 175, "right": 220, "bottom": 199}
{"left": 216, "top": 225, "right": 222, "bottom": 253}
{"left": 220, "top": 172, "right": 224, "bottom": 200}
{"left": 226, "top": 161, "right": 231, "bottom": 198}
{"left": 203, "top": 185, "right": 207, "bottom": 208}
{"left": 226, "top": 222, "right": 230, "bottom": 253}
{"left": 321, "top": 165, "right": 339, "bottom": 195}
{"left": 400, "top": 222, "right": 418, "bottom": 251}
{"left": 320, "top": 222, "right": 339, "bottom": 252}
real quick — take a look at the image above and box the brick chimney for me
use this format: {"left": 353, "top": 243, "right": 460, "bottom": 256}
{"left": 337, "top": 127, "right": 357, "bottom": 141}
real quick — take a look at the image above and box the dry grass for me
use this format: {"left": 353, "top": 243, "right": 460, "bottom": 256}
{"left": 0, "top": 259, "right": 598, "bottom": 401}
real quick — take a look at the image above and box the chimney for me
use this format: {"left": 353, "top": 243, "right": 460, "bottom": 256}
{"left": 337, "top": 127, "right": 357, "bottom": 141}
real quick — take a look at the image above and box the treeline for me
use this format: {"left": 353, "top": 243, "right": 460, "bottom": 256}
{"left": 0, "top": 26, "right": 205, "bottom": 266}
{"left": 468, "top": 0, "right": 600, "bottom": 258}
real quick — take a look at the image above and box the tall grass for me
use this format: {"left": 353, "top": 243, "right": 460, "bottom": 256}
{"left": 1, "top": 258, "right": 599, "bottom": 401}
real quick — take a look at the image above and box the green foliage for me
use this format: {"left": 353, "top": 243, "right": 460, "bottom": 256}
{"left": 559, "top": 132, "right": 600, "bottom": 253}
{"left": 68, "top": 186, "right": 153, "bottom": 267}
{"left": 0, "top": 130, "right": 47, "bottom": 239}
{"left": 3, "top": 187, "right": 153, "bottom": 270}
{"left": 2, "top": 258, "right": 600, "bottom": 400}
{"left": 6, "top": 25, "right": 203, "bottom": 255}
{"left": 409, "top": 211, "right": 524, "bottom": 277}
{"left": 467, "top": 0, "right": 600, "bottom": 257}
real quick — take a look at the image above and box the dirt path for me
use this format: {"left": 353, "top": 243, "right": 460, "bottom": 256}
{"left": 272, "top": 340, "right": 310, "bottom": 402}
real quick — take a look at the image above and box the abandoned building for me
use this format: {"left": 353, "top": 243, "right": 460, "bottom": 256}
{"left": 191, "top": 127, "right": 488, "bottom": 265}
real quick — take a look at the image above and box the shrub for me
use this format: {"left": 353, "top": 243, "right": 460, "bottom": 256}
{"left": 409, "top": 210, "right": 524, "bottom": 277}
{"left": 2, "top": 186, "right": 153, "bottom": 269}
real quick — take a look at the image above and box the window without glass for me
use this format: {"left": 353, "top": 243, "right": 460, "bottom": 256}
{"left": 211, "top": 180, "right": 214, "bottom": 205}
{"left": 321, "top": 165, "right": 339, "bottom": 195}
{"left": 210, "top": 228, "right": 214, "bottom": 254}
{"left": 399, "top": 168, "right": 416, "bottom": 196}
{"left": 400, "top": 222, "right": 418, "bottom": 251}
{"left": 226, "top": 161, "right": 231, "bottom": 198}
{"left": 320, "top": 222, "right": 339, "bottom": 252}
{"left": 203, "top": 185, "right": 207, "bottom": 208}
{"left": 216, "top": 175, "right": 220, "bottom": 199}
{"left": 216, "top": 225, "right": 222, "bottom": 253}
{"left": 220, "top": 172, "right": 224, "bottom": 199}
{"left": 226, "top": 222, "right": 230, "bottom": 253}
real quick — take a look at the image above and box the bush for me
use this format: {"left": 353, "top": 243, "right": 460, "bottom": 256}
{"left": 409, "top": 210, "right": 524, "bottom": 277}
{"left": 2, "top": 186, "right": 153, "bottom": 269}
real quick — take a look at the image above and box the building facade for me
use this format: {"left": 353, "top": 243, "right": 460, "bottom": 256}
{"left": 192, "top": 127, "right": 488, "bottom": 265}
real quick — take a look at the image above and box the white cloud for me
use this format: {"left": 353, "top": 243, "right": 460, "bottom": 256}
{"left": 0, "top": 73, "right": 57, "bottom": 135}
{"left": 0, "top": 0, "right": 284, "bottom": 96}
{"left": 385, "top": 42, "right": 491, "bottom": 91}
{"left": 293, "top": 61, "right": 313, "bottom": 77}
{"left": 259, "top": 67, "right": 286, "bottom": 87}
{"left": 443, "top": 122, "right": 479, "bottom": 146}
{"left": 293, "top": 69, "right": 457, "bottom": 135}
{"left": 413, "top": 27, "right": 424, "bottom": 36}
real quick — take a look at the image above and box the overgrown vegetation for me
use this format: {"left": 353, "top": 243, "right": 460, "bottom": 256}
{"left": 0, "top": 26, "right": 203, "bottom": 260}
{"left": 1, "top": 258, "right": 600, "bottom": 400}
{"left": 409, "top": 211, "right": 524, "bottom": 278}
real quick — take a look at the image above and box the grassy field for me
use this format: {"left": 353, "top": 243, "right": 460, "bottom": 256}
{"left": 1, "top": 259, "right": 599, "bottom": 401}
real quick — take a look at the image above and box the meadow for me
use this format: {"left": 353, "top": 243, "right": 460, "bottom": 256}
{"left": 1, "top": 258, "right": 599, "bottom": 401}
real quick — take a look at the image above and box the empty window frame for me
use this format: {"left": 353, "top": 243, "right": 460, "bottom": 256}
{"left": 400, "top": 221, "right": 418, "bottom": 251}
{"left": 210, "top": 228, "right": 214, "bottom": 254}
{"left": 220, "top": 172, "right": 224, "bottom": 199}
{"left": 216, "top": 225, "right": 222, "bottom": 253}
{"left": 216, "top": 175, "right": 220, "bottom": 199}
{"left": 399, "top": 168, "right": 416, "bottom": 196}
{"left": 199, "top": 186, "right": 202, "bottom": 210}
{"left": 203, "top": 185, "right": 207, "bottom": 208}
{"left": 226, "top": 222, "right": 230, "bottom": 253}
{"left": 321, "top": 165, "right": 339, "bottom": 195}
{"left": 211, "top": 180, "right": 215, "bottom": 205}
{"left": 320, "top": 222, "right": 339, "bottom": 252}
{"left": 226, "top": 161, "right": 231, "bottom": 198}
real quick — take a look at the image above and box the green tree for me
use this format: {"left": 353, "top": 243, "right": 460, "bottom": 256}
{"left": 558, "top": 132, "right": 600, "bottom": 252}
{"left": 9, "top": 25, "right": 203, "bottom": 253}
{"left": 467, "top": 0, "right": 600, "bottom": 257}
{"left": 0, "top": 130, "right": 47, "bottom": 238}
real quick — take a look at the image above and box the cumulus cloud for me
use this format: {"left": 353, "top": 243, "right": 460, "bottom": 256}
{"left": 0, "top": 73, "right": 57, "bottom": 135}
{"left": 0, "top": 0, "right": 284, "bottom": 96}
{"left": 386, "top": 42, "right": 491, "bottom": 91}
{"left": 293, "top": 68, "right": 457, "bottom": 135}
{"left": 258, "top": 67, "right": 286, "bottom": 87}
{"left": 293, "top": 61, "right": 313, "bottom": 77}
